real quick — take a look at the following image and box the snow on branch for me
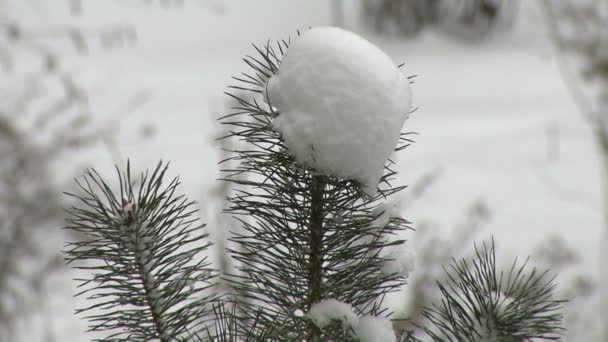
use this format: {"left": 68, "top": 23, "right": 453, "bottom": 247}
{"left": 263, "top": 26, "right": 413, "bottom": 197}
{"left": 307, "top": 298, "right": 397, "bottom": 342}
{"left": 220, "top": 27, "right": 414, "bottom": 340}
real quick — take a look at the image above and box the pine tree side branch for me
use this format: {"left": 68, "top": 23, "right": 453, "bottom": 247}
{"left": 418, "top": 238, "right": 566, "bottom": 341}
{"left": 64, "top": 161, "right": 216, "bottom": 342}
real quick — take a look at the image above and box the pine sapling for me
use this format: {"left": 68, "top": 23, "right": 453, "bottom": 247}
{"left": 62, "top": 26, "right": 567, "bottom": 342}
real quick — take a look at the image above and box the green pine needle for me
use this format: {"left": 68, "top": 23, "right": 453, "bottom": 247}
{"left": 64, "top": 161, "right": 215, "bottom": 342}
{"left": 420, "top": 238, "right": 566, "bottom": 341}
{"left": 219, "top": 39, "right": 413, "bottom": 341}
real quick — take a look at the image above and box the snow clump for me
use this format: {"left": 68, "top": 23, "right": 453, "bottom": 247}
{"left": 265, "top": 26, "right": 412, "bottom": 197}
{"left": 307, "top": 298, "right": 359, "bottom": 329}
{"left": 307, "top": 299, "right": 398, "bottom": 341}
{"left": 353, "top": 315, "right": 397, "bottom": 342}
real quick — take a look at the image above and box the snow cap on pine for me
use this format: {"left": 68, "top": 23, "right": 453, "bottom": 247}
{"left": 265, "top": 26, "right": 412, "bottom": 197}
{"left": 307, "top": 298, "right": 359, "bottom": 329}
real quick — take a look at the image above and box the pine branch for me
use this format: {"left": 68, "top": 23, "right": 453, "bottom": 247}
{"left": 419, "top": 238, "right": 566, "bottom": 341}
{"left": 64, "top": 161, "right": 215, "bottom": 341}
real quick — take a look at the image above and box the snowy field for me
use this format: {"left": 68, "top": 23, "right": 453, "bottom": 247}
{"left": 4, "top": 0, "right": 602, "bottom": 340}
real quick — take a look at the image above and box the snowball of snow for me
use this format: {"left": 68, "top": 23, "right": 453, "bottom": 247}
{"left": 307, "top": 298, "right": 359, "bottom": 329}
{"left": 265, "top": 26, "right": 412, "bottom": 197}
{"left": 352, "top": 315, "right": 396, "bottom": 342}
{"left": 381, "top": 246, "right": 415, "bottom": 278}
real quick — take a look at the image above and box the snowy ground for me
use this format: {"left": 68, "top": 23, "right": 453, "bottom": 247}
{"left": 4, "top": 1, "right": 602, "bottom": 340}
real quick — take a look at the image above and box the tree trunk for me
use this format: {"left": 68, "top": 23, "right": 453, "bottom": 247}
{"left": 307, "top": 175, "right": 326, "bottom": 341}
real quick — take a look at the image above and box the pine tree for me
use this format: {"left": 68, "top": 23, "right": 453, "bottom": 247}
{"left": 63, "top": 28, "right": 566, "bottom": 341}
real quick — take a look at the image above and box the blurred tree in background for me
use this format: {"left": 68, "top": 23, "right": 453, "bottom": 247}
{"left": 542, "top": 0, "right": 608, "bottom": 340}
{"left": 361, "top": 0, "right": 520, "bottom": 41}
{"left": 0, "top": 0, "right": 137, "bottom": 339}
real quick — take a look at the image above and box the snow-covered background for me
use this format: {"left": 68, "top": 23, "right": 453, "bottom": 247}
{"left": 2, "top": 0, "right": 601, "bottom": 340}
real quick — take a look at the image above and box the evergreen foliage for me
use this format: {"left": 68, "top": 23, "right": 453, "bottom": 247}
{"left": 420, "top": 240, "right": 565, "bottom": 341}
{"left": 63, "top": 33, "right": 566, "bottom": 342}
{"left": 64, "top": 162, "right": 215, "bottom": 341}
{"left": 219, "top": 40, "right": 413, "bottom": 341}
